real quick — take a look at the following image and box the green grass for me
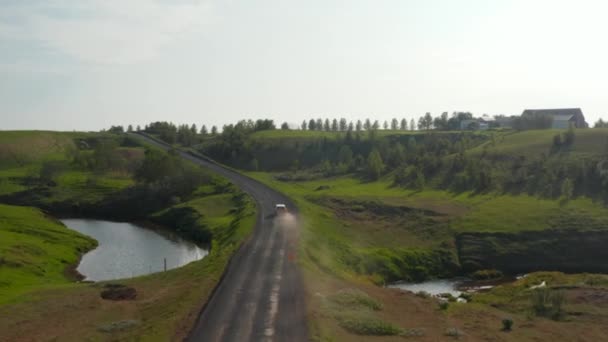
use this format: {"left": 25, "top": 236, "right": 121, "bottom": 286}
{"left": 323, "top": 289, "right": 402, "bottom": 336}
{"left": 469, "top": 128, "right": 608, "bottom": 158}
{"left": 0, "top": 204, "right": 97, "bottom": 305}
{"left": 452, "top": 195, "right": 608, "bottom": 232}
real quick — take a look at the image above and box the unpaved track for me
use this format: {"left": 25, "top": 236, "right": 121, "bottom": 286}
{"left": 133, "top": 134, "right": 307, "bottom": 342}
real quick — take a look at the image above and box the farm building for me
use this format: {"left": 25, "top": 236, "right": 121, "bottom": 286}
{"left": 521, "top": 108, "right": 588, "bottom": 129}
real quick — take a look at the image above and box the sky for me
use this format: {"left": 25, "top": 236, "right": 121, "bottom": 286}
{"left": 1, "top": 0, "right": 608, "bottom": 131}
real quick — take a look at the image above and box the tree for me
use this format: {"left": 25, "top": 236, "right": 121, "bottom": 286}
{"left": 339, "top": 118, "right": 348, "bottom": 131}
{"left": 127, "top": 125, "right": 133, "bottom": 132}
{"left": 254, "top": 119, "right": 275, "bottom": 131}
{"left": 366, "top": 149, "right": 385, "bottom": 180}
{"left": 383, "top": 121, "right": 389, "bottom": 130}
{"left": 372, "top": 120, "right": 380, "bottom": 130}
{"left": 338, "top": 145, "right": 354, "bottom": 167}
{"left": 200, "top": 125, "right": 208, "bottom": 135}
{"left": 316, "top": 118, "right": 323, "bottom": 130}
{"left": 281, "top": 122, "right": 290, "bottom": 130}
{"left": 331, "top": 118, "right": 339, "bottom": 131}
{"left": 191, "top": 124, "right": 197, "bottom": 134}
{"left": 356, "top": 120, "right": 363, "bottom": 131}
{"left": 418, "top": 112, "right": 433, "bottom": 130}
{"left": 400, "top": 118, "right": 407, "bottom": 130}
{"left": 410, "top": 118, "right": 415, "bottom": 131}
{"left": 135, "top": 149, "right": 180, "bottom": 184}
{"left": 301, "top": 120, "right": 307, "bottom": 130}
{"left": 561, "top": 178, "right": 574, "bottom": 201}
{"left": 324, "top": 119, "right": 331, "bottom": 131}
{"left": 391, "top": 118, "right": 399, "bottom": 130}
{"left": 595, "top": 118, "right": 608, "bottom": 128}
{"left": 108, "top": 125, "right": 124, "bottom": 134}
{"left": 136, "top": 125, "right": 141, "bottom": 131}
{"left": 364, "top": 119, "right": 372, "bottom": 130}
{"left": 433, "top": 112, "right": 449, "bottom": 130}
{"left": 250, "top": 158, "right": 259, "bottom": 171}
{"left": 563, "top": 124, "right": 575, "bottom": 146}
{"left": 211, "top": 126, "right": 218, "bottom": 135}
{"left": 308, "top": 119, "right": 316, "bottom": 131}
{"left": 348, "top": 121, "right": 354, "bottom": 131}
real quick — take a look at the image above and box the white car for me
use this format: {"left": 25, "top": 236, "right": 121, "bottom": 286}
{"left": 275, "top": 204, "right": 287, "bottom": 215}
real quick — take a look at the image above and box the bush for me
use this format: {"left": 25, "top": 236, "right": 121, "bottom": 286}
{"left": 439, "top": 301, "right": 449, "bottom": 310}
{"left": 501, "top": 318, "right": 513, "bottom": 331}
{"left": 415, "top": 291, "right": 431, "bottom": 299}
{"left": 328, "top": 289, "right": 383, "bottom": 311}
{"left": 530, "top": 288, "right": 566, "bottom": 320}
{"left": 335, "top": 313, "right": 402, "bottom": 336}
{"left": 445, "top": 327, "right": 464, "bottom": 338}
{"left": 459, "top": 292, "right": 473, "bottom": 302}
{"left": 471, "top": 269, "right": 503, "bottom": 280}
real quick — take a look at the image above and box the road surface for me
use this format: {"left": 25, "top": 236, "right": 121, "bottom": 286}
{"left": 133, "top": 134, "right": 307, "bottom": 342}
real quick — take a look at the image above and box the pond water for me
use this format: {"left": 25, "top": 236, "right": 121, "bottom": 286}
{"left": 62, "top": 219, "right": 208, "bottom": 281}
{"left": 388, "top": 278, "right": 467, "bottom": 297}
{"left": 388, "top": 276, "right": 521, "bottom": 297}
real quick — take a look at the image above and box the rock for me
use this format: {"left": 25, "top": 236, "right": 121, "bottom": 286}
{"left": 100, "top": 284, "right": 137, "bottom": 301}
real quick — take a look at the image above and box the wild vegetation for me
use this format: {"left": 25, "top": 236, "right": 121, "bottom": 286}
{"left": 0, "top": 130, "right": 256, "bottom": 340}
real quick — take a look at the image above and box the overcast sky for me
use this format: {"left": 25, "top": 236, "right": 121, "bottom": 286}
{"left": 1, "top": 0, "right": 608, "bottom": 131}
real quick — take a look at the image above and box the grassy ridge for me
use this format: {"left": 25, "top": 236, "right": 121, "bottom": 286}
{"left": 0, "top": 204, "right": 96, "bottom": 305}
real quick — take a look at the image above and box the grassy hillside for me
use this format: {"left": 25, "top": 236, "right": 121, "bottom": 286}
{"left": 233, "top": 128, "right": 608, "bottom": 340}
{"left": 0, "top": 204, "right": 96, "bottom": 305}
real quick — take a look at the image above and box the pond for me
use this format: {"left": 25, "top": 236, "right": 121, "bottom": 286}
{"left": 62, "top": 219, "right": 208, "bottom": 282}
{"left": 388, "top": 278, "right": 467, "bottom": 297}
{"left": 388, "top": 276, "right": 522, "bottom": 297}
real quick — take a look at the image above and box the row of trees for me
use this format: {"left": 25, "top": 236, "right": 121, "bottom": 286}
{"left": 290, "top": 112, "right": 477, "bottom": 132}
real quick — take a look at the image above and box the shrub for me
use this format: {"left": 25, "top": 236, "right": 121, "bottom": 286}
{"left": 439, "top": 301, "right": 449, "bottom": 310}
{"left": 328, "top": 289, "right": 383, "bottom": 311}
{"left": 471, "top": 269, "right": 503, "bottom": 280}
{"left": 502, "top": 318, "right": 513, "bottom": 331}
{"left": 415, "top": 291, "right": 431, "bottom": 299}
{"left": 459, "top": 292, "right": 473, "bottom": 302}
{"left": 550, "top": 291, "right": 566, "bottom": 320}
{"left": 530, "top": 288, "right": 567, "bottom": 320}
{"left": 335, "top": 314, "right": 402, "bottom": 336}
{"left": 445, "top": 327, "right": 464, "bottom": 338}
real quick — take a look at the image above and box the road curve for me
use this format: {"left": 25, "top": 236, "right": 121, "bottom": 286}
{"left": 132, "top": 133, "right": 307, "bottom": 342}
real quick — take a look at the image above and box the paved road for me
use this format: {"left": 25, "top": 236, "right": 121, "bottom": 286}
{"left": 133, "top": 134, "right": 307, "bottom": 342}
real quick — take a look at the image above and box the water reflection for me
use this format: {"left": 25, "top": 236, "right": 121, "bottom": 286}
{"left": 62, "top": 219, "right": 208, "bottom": 281}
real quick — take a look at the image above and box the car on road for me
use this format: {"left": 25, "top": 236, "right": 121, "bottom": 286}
{"left": 275, "top": 204, "right": 287, "bottom": 215}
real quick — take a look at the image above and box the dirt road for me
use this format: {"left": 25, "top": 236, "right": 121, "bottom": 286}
{"left": 133, "top": 134, "right": 308, "bottom": 342}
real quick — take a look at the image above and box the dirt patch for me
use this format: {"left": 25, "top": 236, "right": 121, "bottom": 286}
{"left": 100, "top": 284, "right": 137, "bottom": 301}
{"left": 314, "top": 197, "right": 453, "bottom": 249}
{"left": 570, "top": 287, "right": 608, "bottom": 307}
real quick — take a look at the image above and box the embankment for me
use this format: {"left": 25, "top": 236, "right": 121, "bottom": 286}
{"left": 457, "top": 229, "right": 608, "bottom": 274}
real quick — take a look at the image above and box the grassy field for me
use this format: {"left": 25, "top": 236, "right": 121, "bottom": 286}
{"left": 0, "top": 204, "right": 97, "bottom": 305}
{"left": 469, "top": 128, "right": 608, "bottom": 157}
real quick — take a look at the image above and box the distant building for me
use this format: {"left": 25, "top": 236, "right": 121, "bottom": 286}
{"left": 460, "top": 118, "right": 490, "bottom": 130}
{"left": 521, "top": 108, "right": 588, "bottom": 129}
{"left": 493, "top": 115, "right": 515, "bottom": 128}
